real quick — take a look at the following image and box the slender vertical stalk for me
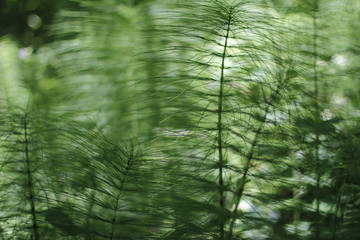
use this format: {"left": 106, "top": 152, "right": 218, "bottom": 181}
{"left": 23, "top": 115, "right": 40, "bottom": 240}
{"left": 217, "top": 11, "right": 232, "bottom": 239}
{"left": 144, "top": 8, "right": 161, "bottom": 139}
{"left": 312, "top": 1, "right": 321, "bottom": 239}
{"left": 331, "top": 182, "right": 344, "bottom": 240}
{"left": 227, "top": 107, "right": 268, "bottom": 240}
{"left": 228, "top": 81, "right": 285, "bottom": 239}
{"left": 109, "top": 157, "right": 132, "bottom": 240}
{"left": 110, "top": 197, "right": 120, "bottom": 240}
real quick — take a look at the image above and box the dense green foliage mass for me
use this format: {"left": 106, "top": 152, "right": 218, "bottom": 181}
{"left": 0, "top": 0, "right": 359, "bottom": 239}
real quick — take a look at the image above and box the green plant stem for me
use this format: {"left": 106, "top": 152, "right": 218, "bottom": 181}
{"left": 217, "top": 12, "right": 232, "bottom": 240}
{"left": 312, "top": 1, "right": 321, "bottom": 239}
{"left": 228, "top": 76, "right": 286, "bottom": 239}
{"left": 144, "top": 8, "right": 161, "bottom": 139}
{"left": 227, "top": 107, "right": 268, "bottom": 240}
{"left": 24, "top": 115, "right": 40, "bottom": 240}
{"left": 109, "top": 156, "right": 132, "bottom": 240}
{"left": 332, "top": 182, "right": 344, "bottom": 240}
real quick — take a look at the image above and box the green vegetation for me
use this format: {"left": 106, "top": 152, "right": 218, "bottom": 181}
{"left": 0, "top": 0, "right": 359, "bottom": 239}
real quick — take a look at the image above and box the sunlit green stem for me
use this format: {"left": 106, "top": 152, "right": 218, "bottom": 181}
{"left": 24, "top": 115, "right": 40, "bottom": 240}
{"left": 217, "top": 10, "right": 232, "bottom": 239}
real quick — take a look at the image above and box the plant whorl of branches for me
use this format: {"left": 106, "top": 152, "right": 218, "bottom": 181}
{"left": 147, "top": 0, "right": 299, "bottom": 239}
{"left": 0, "top": 0, "right": 359, "bottom": 239}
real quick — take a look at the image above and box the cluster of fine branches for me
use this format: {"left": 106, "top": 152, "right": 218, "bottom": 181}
{"left": 0, "top": 0, "right": 359, "bottom": 239}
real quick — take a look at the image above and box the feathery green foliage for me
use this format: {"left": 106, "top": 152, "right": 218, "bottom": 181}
{"left": 0, "top": 0, "right": 359, "bottom": 239}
